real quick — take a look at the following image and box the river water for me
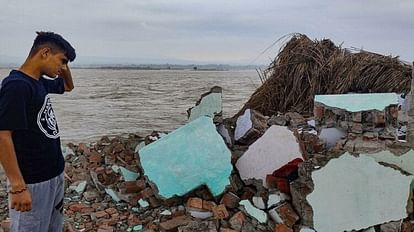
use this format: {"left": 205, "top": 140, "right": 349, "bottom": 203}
{"left": 0, "top": 68, "right": 261, "bottom": 143}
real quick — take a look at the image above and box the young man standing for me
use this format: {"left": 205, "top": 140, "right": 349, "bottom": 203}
{"left": 0, "top": 32, "right": 76, "bottom": 231}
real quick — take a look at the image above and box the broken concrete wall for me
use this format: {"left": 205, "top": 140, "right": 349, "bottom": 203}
{"left": 314, "top": 93, "right": 399, "bottom": 136}
{"left": 187, "top": 86, "right": 222, "bottom": 122}
{"left": 307, "top": 153, "right": 413, "bottom": 232}
{"left": 139, "top": 116, "right": 233, "bottom": 199}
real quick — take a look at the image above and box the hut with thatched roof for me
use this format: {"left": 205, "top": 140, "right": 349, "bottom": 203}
{"left": 239, "top": 34, "right": 413, "bottom": 117}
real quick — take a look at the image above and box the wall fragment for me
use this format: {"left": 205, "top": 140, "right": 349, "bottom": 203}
{"left": 139, "top": 116, "right": 232, "bottom": 198}
{"left": 307, "top": 153, "right": 413, "bottom": 232}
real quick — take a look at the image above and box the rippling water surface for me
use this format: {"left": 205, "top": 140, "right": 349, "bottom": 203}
{"left": 0, "top": 68, "right": 260, "bottom": 143}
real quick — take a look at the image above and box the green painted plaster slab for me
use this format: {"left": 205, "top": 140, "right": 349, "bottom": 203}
{"left": 138, "top": 199, "right": 149, "bottom": 208}
{"left": 314, "top": 93, "right": 398, "bottom": 112}
{"left": 105, "top": 188, "right": 121, "bottom": 203}
{"left": 119, "top": 167, "right": 140, "bottom": 181}
{"left": 364, "top": 150, "right": 414, "bottom": 174}
{"left": 188, "top": 92, "right": 222, "bottom": 121}
{"left": 139, "top": 116, "right": 232, "bottom": 198}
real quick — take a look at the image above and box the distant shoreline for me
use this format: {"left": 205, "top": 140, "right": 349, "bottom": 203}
{"left": 0, "top": 64, "right": 266, "bottom": 71}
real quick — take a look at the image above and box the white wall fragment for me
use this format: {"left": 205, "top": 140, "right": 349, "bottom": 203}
{"left": 239, "top": 200, "right": 268, "bottom": 224}
{"left": 236, "top": 125, "right": 302, "bottom": 187}
{"left": 307, "top": 153, "right": 413, "bottom": 232}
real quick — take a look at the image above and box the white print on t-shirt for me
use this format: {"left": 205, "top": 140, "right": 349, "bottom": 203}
{"left": 37, "top": 95, "right": 60, "bottom": 139}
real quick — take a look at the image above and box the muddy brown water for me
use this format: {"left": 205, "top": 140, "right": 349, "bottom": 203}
{"left": 0, "top": 68, "right": 261, "bottom": 143}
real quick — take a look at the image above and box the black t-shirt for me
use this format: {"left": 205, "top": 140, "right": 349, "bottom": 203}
{"left": 0, "top": 70, "right": 65, "bottom": 184}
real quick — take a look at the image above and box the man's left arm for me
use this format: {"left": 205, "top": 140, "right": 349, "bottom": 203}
{"left": 60, "top": 64, "right": 74, "bottom": 92}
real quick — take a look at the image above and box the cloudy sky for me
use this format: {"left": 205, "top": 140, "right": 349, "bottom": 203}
{"left": 0, "top": 0, "right": 413, "bottom": 65}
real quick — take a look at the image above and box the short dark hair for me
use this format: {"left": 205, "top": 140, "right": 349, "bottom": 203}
{"left": 29, "top": 31, "right": 76, "bottom": 62}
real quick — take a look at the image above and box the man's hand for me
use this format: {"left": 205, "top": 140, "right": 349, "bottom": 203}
{"left": 60, "top": 64, "right": 74, "bottom": 92}
{"left": 10, "top": 189, "right": 32, "bottom": 212}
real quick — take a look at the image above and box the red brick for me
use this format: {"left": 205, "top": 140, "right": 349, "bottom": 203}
{"left": 80, "top": 207, "right": 95, "bottom": 214}
{"left": 120, "top": 181, "right": 145, "bottom": 194}
{"left": 95, "top": 210, "right": 109, "bottom": 219}
{"left": 274, "top": 224, "right": 293, "bottom": 232}
{"left": 127, "top": 214, "right": 142, "bottom": 226}
{"left": 389, "top": 106, "right": 398, "bottom": 119}
{"left": 202, "top": 200, "right": 217, "bottom": 211}
{"left": 313, "top": 104, "right": 324, "bottom": 120}
{"left": 220, "top": 192, "right": 240, "bottom": 209}
{"left": 68, "top": 203, "right": 88, "bottom": 213}
{"left": 229, "top": 211, "right": 246, "bottom": 230}
{"left": 374, "top": 111, "right": 386, "bottom": 126}
{"left": 275, "top": 203, "right": 299, "bottom": 227}
{"left": 159, "top": 215, "right": 192, "bottom": 232}
{"left": 352, "top": 112, "right": 362, "bottom": 122}
{"left": 97, "top": 225, "right": 114, "bottom": 232}
{"left": 105, "top": 207, "right": 118, "bottom": 215}
{"left": 401, "top": 221, "right": 413, "bottom": 232}
{"left": 220, "top": 228, "right": 238, "bottom": 232}
{"left": 138, "top": 187, "right": 154, "bottom": 199}
{"left": 212, "top": 204, "right": 229, "bottom": 219}
{"left": 186, "top": 197, "right": 203, "bottom": 209}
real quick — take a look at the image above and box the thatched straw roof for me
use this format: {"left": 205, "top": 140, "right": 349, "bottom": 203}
{"left": 240, "top": 34, "right": 413, "bottom": 117}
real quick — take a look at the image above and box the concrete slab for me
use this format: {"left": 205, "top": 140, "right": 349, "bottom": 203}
{"left": 314, "top": 93, "right": 398, "bottom": 112}
{"left": 307, "top": 153, "right": 413, "bottom": 232}
{"left": 236, "top": 125, "right": 302, "bottom": 187}
{"left": 364, "top": 150, "right": 414, "bottom": 174}
{"left": 188, "top": 86, "right": 222, "bottom": 121}
{"left": 139, "top": 116, "right": 232, "bottom": 198}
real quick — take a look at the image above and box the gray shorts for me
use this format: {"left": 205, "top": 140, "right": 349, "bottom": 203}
{"left": 8, "top": 173, "right": 64, "bottom": 232}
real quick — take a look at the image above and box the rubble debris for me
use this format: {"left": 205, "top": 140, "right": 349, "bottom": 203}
{"left": 236, "top": 125, "right": 302, "bottom": 188}
{"left": 239, "top": 200, "right": 268, "bottom": 224}
{"left": 307, "top": 153, "right": 413, "bottom": 232}
{"left": 187, "top": 86, "right": 222, "bottom": 122}
{"left": 268, "top": 203, "right": 299, "bottom": 227}
{"left": 234, "top": 109, "right": 268, "bottom": 144}
{"left": 139, "top": 116, "right": 232, "bottom": 198}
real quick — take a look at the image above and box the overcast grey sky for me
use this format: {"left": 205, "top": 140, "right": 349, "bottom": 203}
{"left": 0, "top": 0, "right": 413, "bottom": 65}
